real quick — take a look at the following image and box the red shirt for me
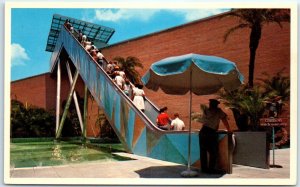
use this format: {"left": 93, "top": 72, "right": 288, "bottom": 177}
{"left": 157, "top": 113, "right": 170, "bottom": 126}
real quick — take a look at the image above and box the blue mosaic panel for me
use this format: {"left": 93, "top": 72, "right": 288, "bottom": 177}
{"left": 149, "top": 135, "right": 187, "bottom": 164}
{"left": 132, "top": 128, "right": 147, "bottom": 156}
{"left": 113, "top": 94, "right": 121, "bottom": 132}
{"left": 126, "top": 109, "right": 135, "bottom": 149}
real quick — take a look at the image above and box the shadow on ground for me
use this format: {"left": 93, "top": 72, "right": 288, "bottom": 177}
{"left": 135, "top": 166, "right": 225, "bottom": 178}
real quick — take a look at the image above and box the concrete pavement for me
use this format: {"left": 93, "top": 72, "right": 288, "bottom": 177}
{"left": 8, "top": 148, "right": 292, "bottom": 185}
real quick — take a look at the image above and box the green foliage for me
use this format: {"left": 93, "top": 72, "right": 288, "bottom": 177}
{"left": 113, "top": 56, "right": 144, "bottom": 84}
{"left": 218, "top": 70, "right": 290, "bottom": 131}
{"left": 258, "top": 69, "right": 290, "bottom": 102}
{"left": 11, "top": 99, "right": 83, "bottom": 138}
{"left": 237, "top": 87, "right": 268, "bottom": 130}
{"left": 60, "top": 97, "right": 83, "bottom": 137}
{"left": 218, "top": 85, "right": 269, "bottom": 131}
{"left": 95, "top": 109, "right": 119, "bottom": 142}
{"left": 11, "top": 100, "right": 56, "bottom": 138}
{"left": 191, "top": 104, "right": 207, "bottom": 123}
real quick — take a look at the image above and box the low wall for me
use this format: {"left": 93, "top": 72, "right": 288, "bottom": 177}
{"left": 233, "top": 131, "right": 269, "bottom": 169}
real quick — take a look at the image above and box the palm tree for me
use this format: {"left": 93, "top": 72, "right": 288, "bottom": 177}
{"left": 219, "top": 85, "right": 269, "bottom": 131}
{"left": 113, "top": 56, "right": 144, "bottom": 84}
{"left": 258, "top": 69, "right": 290, "bottom": 102}
{"left": 258, "top": 69, "right": 290, "bottom": 116}
{"left": 191, "top": 104, "right": 208, "bottom": 124}
{"left": 218, "top": 86, "right": 250, "bottom": 131}
{"left": 238, "top": 87, "right": 268, "bottom": 130}
{"left": 223, "top": 9, "right": 290, "bottom": 87}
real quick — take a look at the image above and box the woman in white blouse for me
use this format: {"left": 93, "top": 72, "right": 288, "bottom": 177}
{"left": 132, "top": 84, "right": 145, "bottom": 112}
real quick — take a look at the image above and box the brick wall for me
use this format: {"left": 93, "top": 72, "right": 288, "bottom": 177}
{"left": 11, "top": 12, "right": 291, "bottom": 134}
{"left": 11, "top": 71, "right": 86, "bottom": 111}
{"left": 100, "top": 14, "right": 290, "bottom": 130}
{"left": 11, "top": 74, "right": 48, "bottom": 109}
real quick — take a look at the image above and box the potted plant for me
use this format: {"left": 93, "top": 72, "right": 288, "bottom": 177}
{"left": 217, "top": 70, "right": 290, "bottom": 169}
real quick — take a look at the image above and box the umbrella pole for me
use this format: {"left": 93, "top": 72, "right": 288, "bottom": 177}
{"left": 181, "top": 66, "right": 198, "bottom": 177}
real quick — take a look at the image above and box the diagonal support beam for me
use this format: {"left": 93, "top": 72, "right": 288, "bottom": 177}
{"left": 82, "top": 85, "right": 88, "bottom": 142}
{"left": 55, "top": 59, "right": 61, "bottom": 134}
{"left": 66, "top": 61, "right": 84, "bottom": 132}
{"left": 55, "top": 70, "right": 79, "bottom": 139}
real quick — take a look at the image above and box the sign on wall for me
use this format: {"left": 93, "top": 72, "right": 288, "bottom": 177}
{"left": 259, "top": 118, "right": 289, "bottom": 127}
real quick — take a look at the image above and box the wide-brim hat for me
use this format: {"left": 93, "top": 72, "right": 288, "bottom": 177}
{"left": 209, "top": 99, "right": 220, "bottom": 105}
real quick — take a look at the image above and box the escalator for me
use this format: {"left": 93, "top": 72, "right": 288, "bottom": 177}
{"left": 50, "top": 26, "right": 232, "bottom": 172}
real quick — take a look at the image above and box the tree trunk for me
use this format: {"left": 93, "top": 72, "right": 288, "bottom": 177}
{"left": 248, "top": 48, "right": 256, "bottom": 88}
{"left": 248, "top": 25, "right": 261, "bottom": 87}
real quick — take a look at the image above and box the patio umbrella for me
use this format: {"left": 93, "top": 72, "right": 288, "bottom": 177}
{"left": 142, "top": 53, "right": 244, "bottom": 177}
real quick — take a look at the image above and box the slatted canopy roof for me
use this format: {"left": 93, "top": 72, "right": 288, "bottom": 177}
{"left": 46, "top": 14, "right": 115, "bottom": 52}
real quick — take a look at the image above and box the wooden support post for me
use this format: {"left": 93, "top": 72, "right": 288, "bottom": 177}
{"left": 55, "top": 70, "right": 79, "bottom": 139}
{"left": 55, "top": 60, "right": 61, "bottom": 134}
{"left": 82, "top": 85, "right": 88, "bottom": 142}
{"left": 66, "top": 61, "right": 84, "bottom": 132}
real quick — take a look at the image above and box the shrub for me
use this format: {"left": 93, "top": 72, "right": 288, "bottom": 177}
{"left": 11, "top": 100, "right": 56, "bottom": 138}
{"left": 10, "top": 99, "right": 82, "bottom": 138}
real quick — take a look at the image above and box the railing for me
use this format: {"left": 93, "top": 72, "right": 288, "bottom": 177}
{"left": 51, "top": 26, "right": 162, "bottom": 128}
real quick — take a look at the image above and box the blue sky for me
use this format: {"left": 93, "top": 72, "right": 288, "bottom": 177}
{"left": 11, "top": 8, "right": 229, "bottom": 81}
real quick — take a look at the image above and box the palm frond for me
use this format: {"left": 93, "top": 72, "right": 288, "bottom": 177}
{"left": 113, "top": 56, "right": 143, "bottom": 84}
{"left": 258, "top": 69, "right": 290, "bottom": 101}
{"left": 126, "top": 56, "right": 144, "bottom": 69}
{"left": 223, "top": 23, "right": 249, "bottom": 42}
{"left": 263, "top": 9, "right": 290, "bottom": 27}
{"left": 191, "top": 112, "right": 203, "bottom": 123}
{"left": 223, "top": 9, "right": 244, "bottom": 19}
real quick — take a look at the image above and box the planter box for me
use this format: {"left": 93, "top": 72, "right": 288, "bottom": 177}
{"left": 233, "top": 131, "right": 270, "bottom": 169}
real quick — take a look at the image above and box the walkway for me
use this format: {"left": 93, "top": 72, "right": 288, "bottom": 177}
{"left": 9, "top": 148, "right": 291, "bottom": 185}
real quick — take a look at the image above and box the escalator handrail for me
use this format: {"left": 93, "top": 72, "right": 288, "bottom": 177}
{"left": 60, "top": 26, "right": 175, "bottom": 133}
{"left": 54, "top": 26, "right": 195, "bottom": 134}
{"left": 73, "top": 29, "right": 159, "bottom": 113}
{"left": 71, "top": 27, "right": 161, "bottom": 113}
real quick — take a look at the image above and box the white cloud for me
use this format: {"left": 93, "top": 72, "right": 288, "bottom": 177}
{"left": 93, "top": 9, "right": 159, "bottom": 22}
{"left": 171, "top": 9, "right": 230, "bottom": 22}
{"left": 11, "top": 43, "right": 30, "bottom": 66}
{"left": 91, "top": 8, "right": 229, "bottom": 23}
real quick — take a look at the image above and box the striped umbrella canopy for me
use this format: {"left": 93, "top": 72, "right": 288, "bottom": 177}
{"left": 142, "top": 53, "right": 244, "bottom": 95}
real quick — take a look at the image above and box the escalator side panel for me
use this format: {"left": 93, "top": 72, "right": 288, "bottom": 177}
{"left": 49, "top": 27, "right": 233, "bottom": 173}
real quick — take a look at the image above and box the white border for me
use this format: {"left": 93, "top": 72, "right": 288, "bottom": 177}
{"left": 4, "top": 1, "right": 298, "bottom": 185}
